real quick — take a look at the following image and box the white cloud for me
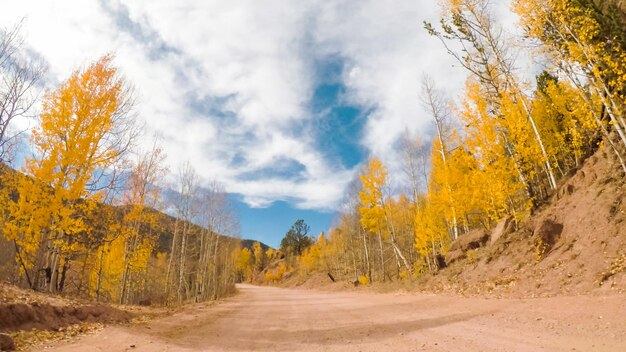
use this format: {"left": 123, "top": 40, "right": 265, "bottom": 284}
{"left": 2, "top": 0, "right": 519, "bottom": 210}
{"left": 310, "top": 0, "right": 466, "bottom": 187}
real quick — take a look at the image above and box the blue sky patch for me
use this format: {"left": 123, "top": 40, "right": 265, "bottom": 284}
{"left": 235, "top": 197, "right": 335, "bottom": 248}
{"left": 308, "top": 55, "right": 368, "bottom": 169}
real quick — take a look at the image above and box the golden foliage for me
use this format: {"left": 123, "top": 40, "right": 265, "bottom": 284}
{"left": 359, "top": 158, "right": 387, "bottom": 235}
{"left": 4, "top": 55, "right": 133, "bottom": 286}
{"left": 264, "top": 262, "right": 287, "bottom": 283}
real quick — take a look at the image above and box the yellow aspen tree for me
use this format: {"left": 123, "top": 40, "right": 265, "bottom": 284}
{"left": 335, "top": 209, "right": 369, "bottom": 282}
{"left": 252, "top": 241, "right": 264, "bottom": 272}
{"left": 359, "top": 158, "right": 412, "bottom": 279}
{"left": 427, "top": 138, "right": 457, "bottom": 236}
{"left": 1, "top": 171, "right": 51, "bottom": 287}
{"left": 323, "top": 230, "right": 342, "bottom": 277}
{"left": 92, "top": 233, "right": 126, "bottom": 302}
{"left": 421, "top": 77, "right": 462, "bottom": 240}
{"left": 264, "top": 262, "right": 287, "bottom": 283}
{"left": 235, "top": 247, "right": 253, "bottom": 282}
{"left": 359, "top": 158, "right": 389, "bottom": 281}
{"left": 514, "top": 0, "right": 626, "bottom": 154}
{"left": 499, "top": 91, "right": 547, "bottom": 189}
{"left": 531, "top": 77, "right": 602, "bottom": 171}
{"left": 316, "top": 234, "right": 329, "bottom": 272}
{"left": 430, "top": 133, "right": 481, "bottom": 232}
{"left": 414, "top": 195, "right": 448, "bottom": 272}
{"left": 118, "top": 143, "right": 167, "bottom": 304}
{"left": 427, "top": 0, "right": 559, "bottom": 191}
{"left": 299, "top": 238, "right": 322, "bottom": 274}
{"left": 386, "top": 195, "right": 417, "bottom": 278}
{"left": 343, "top": 178, "right": 372, "bottom": 281}
{"left": 78, "top": 203, "right": 116, "bottom": 299}
{"left": 457, "top": 81, "right": 529, "bottom": 223}
{"left": 5, "top": 55, "right": 136, "bottom": 292}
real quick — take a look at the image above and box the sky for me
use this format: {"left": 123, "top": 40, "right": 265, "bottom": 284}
{"left": 1, "top": 0, "right": 520, "bottom": 248}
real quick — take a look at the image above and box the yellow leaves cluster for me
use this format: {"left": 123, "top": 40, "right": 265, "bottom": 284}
{"left": 515, "top": 0, "right": 626, "bottom": 112}
{"left": 2, "top": 174, "right": 49, "bottom": 270}
{"left": 266, "top": 248, "right": 275, "bottom": 260}
{"left": 235, "top": 247, "right": 253, "bottom": 281}
{"left": 299, "top": 234, "right": 327, "bottom": 273}
{"left": 253, "top": 241, "right": 264, "bottom": 270}
{"left": 90, "top": 236, "right": 126, "bottom": 302}
{"left": 534, "top": 80, "right": 600, "bottom": 164}
{"left": 264, "top": 262, "right": 287, "bottom": 283}
{"left": 32, "top": 55, "right": 123, "bottom": 202}
{"left": 358, "top": 158, "right": 387, "bottom": 235}
{"left": 454, "top": 81, "right": 526, "bottom": 222}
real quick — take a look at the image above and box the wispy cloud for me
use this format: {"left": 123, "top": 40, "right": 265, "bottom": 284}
{"left": 98, "top": 0, "right": 179, "bottom": 60}
{"left": 2, "top": 0, "right": 511, "bottom": 210}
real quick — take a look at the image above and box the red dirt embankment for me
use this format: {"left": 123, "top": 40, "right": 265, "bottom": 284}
{"left": 417, "top": 142, "right": 626, "bottom": 298}
{"left": 0, "top": 283, "right": 134, "bottom": 332}
{"left": 0, "top": 302, "right": 133, "bottom": 332}
{"left": 0, "top": 283, "right": 135, "bottom": 351}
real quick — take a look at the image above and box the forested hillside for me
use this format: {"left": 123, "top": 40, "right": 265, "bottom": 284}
{"left": 0, "top": 52, "right": 242, "bottom": 306}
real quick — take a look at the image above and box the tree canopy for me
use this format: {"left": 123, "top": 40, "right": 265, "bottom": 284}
{"left": 280, "top": 219, "right": 312, "bottom": 256}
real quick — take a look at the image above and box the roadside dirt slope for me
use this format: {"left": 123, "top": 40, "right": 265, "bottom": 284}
{"left": 41, "top": 284, "right": 626, "bottom": 352}
{"left": 0, "top": 283, "right": 137, "bottom": 350}
{"left": 418, "top": 142, "right": 626, "bottom": 297}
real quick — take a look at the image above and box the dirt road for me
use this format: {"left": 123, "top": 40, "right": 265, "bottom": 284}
{"left": 42, "top": 284, "right": 626, "bottom": 351}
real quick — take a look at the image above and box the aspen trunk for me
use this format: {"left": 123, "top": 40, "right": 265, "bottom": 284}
{"left": 96, "top": 246, "right": 105, "bottom": 302}
{"left": 13, "top": 241, "right": 33, "bottom": 288}
{"left": 48, "top": 243, "right": 60, "bottom": 293}
{"left": 384, "top": 204, "right": 412, "bottom": 273}
{"left": 212, "top": 233, "right": 220, "bottom": 300}
{"left": 361, "top": 227, "right": 371, "bottom": 282}
{"left": 177, "top": 222, "right": 188, "bottom": 304}
{"left": 377, "top": 232, "right": 385, "bottom": 282}
{"left": 165, "top": 217, "right": 179, "bottom": 301}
